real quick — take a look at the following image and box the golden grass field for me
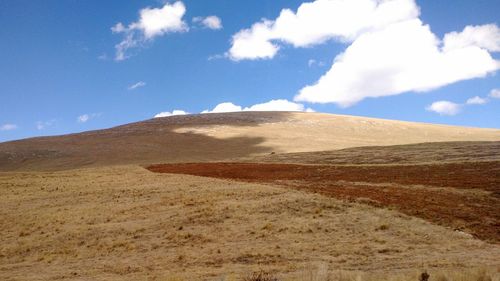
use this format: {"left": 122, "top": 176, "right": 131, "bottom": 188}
{"left": 1, "top": 112, "right": 499, "bottom": 280}
{"left": 1, "top": 166, "right": 499, "bottom": 280}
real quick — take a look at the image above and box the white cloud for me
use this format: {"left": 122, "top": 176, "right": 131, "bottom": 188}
{"left": 207, "top": 53, "right": 225, "bottom": 61}
{"left": 112, "top": 1, "right": 188, "bottom": 61}
{"left": 0, "top": 124, "right": 17, "bottom": 131}
{"left": 77, "top": 115, "right": 90, "bottom": 123}
{"left": 202, "top": 102, "right": 242, "bottom": 113}
{"left": 77, "top": 113, "right": 100, "bottom": 124}
{"left": 466, "top": 96, "right": 488, "bottom": 105}
{"left": 228, "top": 20, "right": 279, "bottom": 60}
{"left": 244, "top": 99, "right": 311, "bottom": 112}
{"left": 202, "top": 99, "right": 314, "bottom": 113}
{"left": 295, "top": 20, "right": 500, "bottom": 107}
{"left": 193, "top": 16, "right": 222, "bottom": 30}
{"left": 229, "top": 0, "right": 500, "bottom": 107}
{"left": 154, "top": 110, "right": 189, "bottom": 118}
{"left": 228, "top": 0, "right": 419, "bottom": 61}
{"left": 128, "top": 81, "right": 146, "bottom": 90}
{"left": 489, "top": 88, "right": 500, "bottom": 99}
{"left": 443, "top": 24, "right": 500, "bottom": 52}
{"left": 426, "top": 101, "right": 461, "bottom": 116}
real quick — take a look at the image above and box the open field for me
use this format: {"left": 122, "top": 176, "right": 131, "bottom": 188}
{"left": 1, "top": 166, "right": 499, "bottom": 280}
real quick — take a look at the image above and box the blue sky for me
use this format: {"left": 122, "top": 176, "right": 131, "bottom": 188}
{"left": 0, "top": 0, "right": 499, "bottom": 142}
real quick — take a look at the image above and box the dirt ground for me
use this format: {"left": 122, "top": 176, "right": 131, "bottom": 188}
{"left": 147, "top": 161, "right": 500, "bottom": 242}
{"left": 1, "top": 166, "right": 499, "bottom": 280}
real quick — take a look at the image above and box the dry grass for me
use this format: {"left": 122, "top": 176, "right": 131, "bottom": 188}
{"left": 1, "top": 166, "right": 499, "bottom": 280}
{"left": 247, "top": 141, "right": 500, "bottom": 165}
{"left": 283, "top": 266, "right": 500, "bottom": 281}
{"left": 148, "top": 161, "right": 500, "bottom": 241}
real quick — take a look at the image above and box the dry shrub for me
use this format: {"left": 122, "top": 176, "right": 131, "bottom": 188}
{"left": 244, "top": 271, "right": 280, "bottom": 281}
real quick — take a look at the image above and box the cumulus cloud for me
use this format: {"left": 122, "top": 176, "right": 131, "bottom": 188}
{"left": 428, "top": 91, "right": 496, "bottom": 116}
{"left": 426, "top": 101, "right": 461, "bottom": 116}
{"left": 154, "top": 110, "right": 189, "bottom": 118}
{"left": 466, "top": 96, "right": 488, "bottom": 105}
{"left": 77, "top": 113, "right": 100, "bottom": 124}
{"left": 201, "top": 102, "right": 242, "bottom": 113}
{"left": 193, "top": 16, "right": 222, "bottom": 30}
{"left": 0, "top": 124, "right": 17, "bottom": 131}
{"left": 229, "top": 0, "right": 500, "bottom": 107}
{"left": 443, "top": 24, "right": 500, "bottom": 52}
{"left": 112, "top": 1, "right": 188, "bottom": 61}
{"left": 128, "top": 81, "right": 146, "bottom": 90}
{"left": 295, "top": 20, "right": 500, "bottom": 106}
{"left": 228, "top": 0, "right": 419, "bottom": 61}
{"left": 244, "top": 99, "right": 313, "bottom": 112}
{"left": 202, "top": 99, "right": 314, "bottom": 113}
{"left": 489, "top": 88, "right": 500, "bottom": 99}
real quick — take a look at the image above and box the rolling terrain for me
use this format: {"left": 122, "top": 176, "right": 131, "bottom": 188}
{"left": 1, "top": 112, "right": 499, "bottom": 171}
{"left": 1, "top": 112, "right": 500, "bottom": 280}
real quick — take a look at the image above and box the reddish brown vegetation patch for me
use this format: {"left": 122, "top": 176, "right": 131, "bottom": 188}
{"left": 148, "top": 161, "right": 500, "bottom": 242}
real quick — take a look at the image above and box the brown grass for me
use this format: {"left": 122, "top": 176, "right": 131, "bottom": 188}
{"left": 248, "top": 141, "right": 500, "bottom": 165}
{"left": 1, "top": 166, "right": 499, "bottom": 280}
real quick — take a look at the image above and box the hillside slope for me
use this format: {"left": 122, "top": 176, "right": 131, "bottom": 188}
{"left": 0, "top": 112, "right": 499, "bottom": 171}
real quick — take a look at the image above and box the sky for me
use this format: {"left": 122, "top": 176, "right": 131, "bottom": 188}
{"left": 0, "top": 0, "right": 499, "bottom": 142}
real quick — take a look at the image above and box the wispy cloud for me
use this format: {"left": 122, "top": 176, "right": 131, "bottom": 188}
{"left": 0, "top": 124, "right": 18, "bottom": 131}
{"left": 97, "top": 53, "right": 108, "bottom": 60}
{"left": 36, "top": 119, "right": 56, "bottom": 130}
{"left": 307, "top": 59, "right": 325, "bottom": 68}
{"left": 128, "top": 81, "right": 146, "bottom": 90}
{"left": 77, "top": 113, "right": 101, "bottom": 124}
{"left": 489, "top": 88, "right": 500, "bottom": 99}
{"left": 466, "top": 96, "right": 488, "bottom": 105}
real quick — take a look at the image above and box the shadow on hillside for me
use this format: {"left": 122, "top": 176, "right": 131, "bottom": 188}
{"left": 0, "top": 112, "right": 291, "bottom": 171}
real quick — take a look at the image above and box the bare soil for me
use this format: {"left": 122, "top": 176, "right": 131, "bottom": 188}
{"left": 147, "top": 161, "right": 500, "bottom": 242}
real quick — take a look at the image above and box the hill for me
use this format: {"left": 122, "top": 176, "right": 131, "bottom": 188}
{"left": 0, "top": 112, "right": 499, "bottom": 171}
